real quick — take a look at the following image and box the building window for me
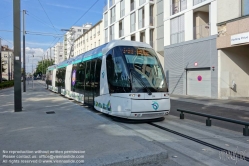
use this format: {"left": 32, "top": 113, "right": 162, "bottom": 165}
{"left": 104, "top": 13, "right": 108, "bottom": 27}
{"left": 105, "top": 29, "right": 108, "bottom": 43}
{"left": 78, "top": 29, "right": 81, "bottom": 32}
{"left": 171, "top": 0, "right": 187, "bottom": 15}
{"left": 110, "top": 6, "right": 116, "bottom": 23}
{"left": 138, "top": 7, "right": 145, "bottom": 29}
{"left": 109, "top": 0, "right": 115, "bottom": 7}
{"left": 119, "top": 19, "right": 124, "bottom": 37}
{"left": 110, "top": 25, "right": 114, "bottom": 41}
{"left": 131, "top": 0, "right": 135, "bottom": 11}
{"left": 193, "top": 0, "right": 206, "bottom": 6}
{"left": 120, "top": 0, "right": 125, "bottom": 17}
{"left": 242, "top": 0, "right": 249, "bottom": 16}
{"left": 139, "top": 0, "right": 146, "bottom": 6}
{"left": 130, "top": 12, "right": 136, "bottom": 32}
{"left": 170, "top": 15, "right": 185, "bottom": 44}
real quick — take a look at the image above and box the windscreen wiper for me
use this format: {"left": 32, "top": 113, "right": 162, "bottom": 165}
{"left": 130, "top": 69, "right": 152, "bottom": 95}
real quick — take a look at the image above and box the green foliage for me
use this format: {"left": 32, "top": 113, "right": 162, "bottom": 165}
{"left": 35, "top": 59, "right": 54, "bottom": 76}
{"left": 1, "top": 58, "right": 6, "bottom": 73}
{"left": 0, "top": 80, "right": 14, "bottom": 89}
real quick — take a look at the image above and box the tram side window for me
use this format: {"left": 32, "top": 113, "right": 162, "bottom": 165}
{"left": 73, "top": 62, "right": 86, "bottom": 94}
{"left": 94, "top": 58, "right": 102, "bottom": 96}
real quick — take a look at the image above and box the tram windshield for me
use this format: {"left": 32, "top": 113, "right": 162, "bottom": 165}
{"left": 121, "top": 46, "right": 168, "bottom": 93}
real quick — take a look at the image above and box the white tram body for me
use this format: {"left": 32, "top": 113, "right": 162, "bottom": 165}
{"left": 46, "top": 40, "right": 170, "bottom": 119}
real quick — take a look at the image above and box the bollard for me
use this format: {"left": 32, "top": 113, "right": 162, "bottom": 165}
{"left": 180, "top": 112, "right": 184, "bottom": 119}
{"left": 243, "top": 125, "right": 249, "bottom": 136}
{"left": 206, "top": 117, "right": 212, "bottom": 126}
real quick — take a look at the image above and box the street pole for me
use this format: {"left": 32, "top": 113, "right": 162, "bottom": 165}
{"left": 0, "top": 38, "right": 2, "bottom": 83}
{"left": 23, "top": 10, "right": 26, "bottom": 92}
{"left": 8, "top": 52, "right": 10, "bottom": 81}
{"left": 13, "top": 0, "right": 22, "bottom": 112}
{"left": 32, "top": 55, "right": 33, "bottom": 88}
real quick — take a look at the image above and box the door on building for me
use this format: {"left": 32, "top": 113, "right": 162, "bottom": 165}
{"left": 186, "top": 68, "right": 211, "bottom": 97}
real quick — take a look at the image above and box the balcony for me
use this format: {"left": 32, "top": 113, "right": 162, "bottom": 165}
{"left": 171, "top": 0, "right": 187, "bottom": 15}
{"left": 170, "top": 31, "right": 185, "bottom": 44}
{"left": 193, "top": 0, "right": 207, "bottom": 6}
{"left": 119, "top": 29, "right": 124, "bottom": 37}
{"left": 131, "top": 2, "right": 135, "bottom": 11}
{"left": 193, "top": 24, "right": 210, "bottom": 39}
{"left": 138, "top": 19, "right": 145, "bottom": 29}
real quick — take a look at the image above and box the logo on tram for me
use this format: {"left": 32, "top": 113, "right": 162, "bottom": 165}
{"left": 152, "top": 101, "right": 159, "bottom": 110}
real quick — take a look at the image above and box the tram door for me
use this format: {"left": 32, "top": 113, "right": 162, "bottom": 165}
{"left": 84, "top": 61, "right": 96, "bottom": 106}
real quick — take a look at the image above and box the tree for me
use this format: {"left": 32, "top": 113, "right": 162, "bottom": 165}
{"left": 35, "top": 59, "right": 54, "bottom": 76}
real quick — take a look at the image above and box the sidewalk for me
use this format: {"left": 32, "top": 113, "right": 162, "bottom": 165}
{"left": 0, "top": 80, "right": 168, "bottom": 166}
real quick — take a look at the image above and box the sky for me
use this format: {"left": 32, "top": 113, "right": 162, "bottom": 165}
{"left": 0, "top": 0, "right": 105, "bottom": 72}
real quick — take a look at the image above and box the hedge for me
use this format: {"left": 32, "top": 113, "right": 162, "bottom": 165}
{"left": 0, "top": 80, "right": 14, "bottom": 89}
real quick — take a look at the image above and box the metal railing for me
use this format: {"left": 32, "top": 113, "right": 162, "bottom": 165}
{"left": 193, "top": 24, "right": 210, "bottom": 39}
{"left": 170, "top": 31, "right": 185, "bottom": 44}
{"left": 177, "top": 108, "right": 249, "bottom": 136}
{"left": 193, "top": 0, "right": 207, "bottom": 6}
{"left": 171, "top": 0, "right": 187, "bottom": 15}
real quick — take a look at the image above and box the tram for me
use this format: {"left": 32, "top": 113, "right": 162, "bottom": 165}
{"left": 46, "top": 40, "right": 170, "bottom": 119}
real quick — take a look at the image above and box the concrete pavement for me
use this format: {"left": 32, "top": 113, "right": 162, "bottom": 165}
{"left": 0, "top": 80, "right": 170, "bottom": 166}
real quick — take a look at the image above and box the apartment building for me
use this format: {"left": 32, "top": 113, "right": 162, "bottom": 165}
{"left": 216, "top": 0, "right": 249, "bottom": 99}
{"left": 53, "top": 42, "right": 64, "bottom": 65}
{"left": 1, "top": 45, "right": 13, "bottom": 80}
{"left": 63, "top": 24, "right": 92, "bottom": 59}
{"left": 103, "top": 0, "right": 156, "bottom": 47}
{"left": 163, "top": 0, "right": 218, "bottom": 98}
{"left": 74, "top": 20, "right": 103, "bottom": 56}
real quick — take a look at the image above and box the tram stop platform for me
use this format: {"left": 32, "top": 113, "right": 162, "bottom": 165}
{"left": 0, "top": 80, "right": 249, "bottom": 166}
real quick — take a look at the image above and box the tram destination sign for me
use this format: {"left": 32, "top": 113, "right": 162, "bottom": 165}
{"left": 231, "top": 32, "right": 249, "bottom": 45}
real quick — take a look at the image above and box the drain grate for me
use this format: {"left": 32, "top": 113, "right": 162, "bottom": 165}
{"left": 46, "top": 111, "right": 55, "bottom": 114}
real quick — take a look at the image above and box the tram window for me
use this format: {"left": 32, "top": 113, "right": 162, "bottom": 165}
{"left": 94, "top": 59, "right": 102, "bottom": 96}
{"left": 106, "top": 52, "right": 131, "bottom": 93}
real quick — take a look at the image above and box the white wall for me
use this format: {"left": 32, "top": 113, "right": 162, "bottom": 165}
{"left": 217, "top": 0, "right": 240, "bottom": 24}
{"left": 184, "top": 10, "right": 193, "bottom": 41}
